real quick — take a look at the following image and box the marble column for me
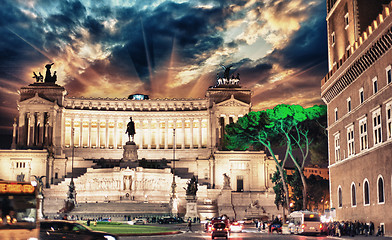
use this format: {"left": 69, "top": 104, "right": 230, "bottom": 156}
{"left": 190, "top": 118, "right": 194, "bottom": 149}
{"left": 97, "top": 118, "right": 100, "bottom": 148}
{"left": 88, "top": 119, "right": 92, "bottom": 147}
{"left": 156, "top": 120, "right": 160, "bottom": 149}
{"left": 114, "top": 119, "right": 118, "bottom": 148}
{"left": 71, "top": 118, "right": 74, "bottom": 147}
{"left": 147, "top": 120, "right": 152, "bottom": 149}
{"left": 11, "top": 118, "right": 17, "bottom": 149}
{"left": 198, "top": 119, "right": 202, "bottom": 148}
{"left": 182, "top": 119, "right": 185, "bottom": 149}
{"left": 165, "top": 120, "right": 168, "bottom": 149}
{"left": 79, "top": 119, "right": 83, "bottom": 147}
{"left": 105, "top": 119, "right": 109, "bottom": 148}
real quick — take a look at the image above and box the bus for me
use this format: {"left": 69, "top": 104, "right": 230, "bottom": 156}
{"left": 0, "top": 181, "right": 39, "bottom": 240}
{"left": 288, "top": 210, "right": 322, "bottom": 235}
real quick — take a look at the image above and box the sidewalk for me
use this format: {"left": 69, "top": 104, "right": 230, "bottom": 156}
{"left": 327, "top": 235, "right": 392, "bottom": 240}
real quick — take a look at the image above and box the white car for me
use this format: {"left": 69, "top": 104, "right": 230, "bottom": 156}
{"left": 127, "top": 218, "right": 147, "bottom": 225}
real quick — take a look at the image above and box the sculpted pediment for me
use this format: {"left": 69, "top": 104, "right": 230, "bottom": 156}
{"left": 216, "top": 95, "right": 249, "bottom": 108}
{"left": 20, "top": 93, "right": 54, "bottom": 105}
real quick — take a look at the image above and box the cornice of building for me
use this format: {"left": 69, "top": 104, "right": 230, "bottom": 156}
{"left": 64, "top": 96, "right": 209, "bottom": 111}
{"left": 321, "top": 3, "right": 392, "bottom": 103}
{"left": 326, "top": 0, "right": 342, "bottom": 21}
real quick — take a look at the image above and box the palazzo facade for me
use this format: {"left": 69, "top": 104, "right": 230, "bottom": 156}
{"left": 322, "top": 0, "right": 392, "bottom": 235}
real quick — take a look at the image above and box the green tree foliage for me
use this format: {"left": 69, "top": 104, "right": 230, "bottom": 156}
{"left": 225, "top": 104, "right": 327, "bottom": 212}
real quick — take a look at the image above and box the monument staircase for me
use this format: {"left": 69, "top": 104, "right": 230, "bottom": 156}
{"left": 70, "top": 202, "right": 171, "bottom": 220}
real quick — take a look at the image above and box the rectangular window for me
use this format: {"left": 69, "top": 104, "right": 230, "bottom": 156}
{"left": 386, "top": 65, "right": 392, "bottom": 84}
{"left": 335, "top": 108, "right": 338, "bottom": 121}
{"left": 359, "top": 118, "right": 368, "bottom": 151}
{"left": 347, "top": 97, "right": 351, "bottom": 112}
{"left": 331, "top": 32, "right": 335, "bottom": 46}
{"left": 347, "top": 125, "right": 355, "bottom": 157}
{"left": 344, "top": 13, "right": 349, "bottom": 29}
{"left": 373, "top": 109, "right": 382, "bottom": 145}
{"left": 387, "top": 102, "right": 392, "bottom": 140}
{"left": 334, "top": 133, "right": 341, "bottom": 162}
{"left": 359, "top": 88, "right": 364, "bottom": 104}
{"left": 373, "top": 77, "right": 378, "bottom": 94}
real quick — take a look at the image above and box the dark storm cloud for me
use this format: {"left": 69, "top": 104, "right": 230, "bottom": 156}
{"left": 267, "top": 2, "right": 328, "bottom": 70}
{"left": 106, "top": 1, "right": 227, "bottom": 82}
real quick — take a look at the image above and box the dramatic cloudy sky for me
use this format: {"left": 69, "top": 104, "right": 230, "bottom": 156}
{"left": 0, "top": 0, "right": 328, "bottom": 133}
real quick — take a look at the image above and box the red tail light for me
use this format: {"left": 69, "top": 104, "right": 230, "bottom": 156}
{"left": 211, "top": 227, "right": 215, "bottom": 231}
{"left": 319, "top": 224, "right": 323, "bottom": 229}
{"left": 301, "top": 224, "right": 306, "bottom": 229}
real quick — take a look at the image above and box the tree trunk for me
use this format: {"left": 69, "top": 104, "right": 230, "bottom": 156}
{"left": 261, "top": 141, "right": 291, "bottom": 216}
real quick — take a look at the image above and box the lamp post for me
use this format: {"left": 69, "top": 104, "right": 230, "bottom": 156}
{"left": 67, "top": 128, "right": 76, "bottom": 206}
{"left": 170, "top": 128, "right": 177, "bottom": 216}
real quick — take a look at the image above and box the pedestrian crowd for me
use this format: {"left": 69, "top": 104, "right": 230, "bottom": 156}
{"left": 326, "top": 221, "right": 384, "bottom": 237}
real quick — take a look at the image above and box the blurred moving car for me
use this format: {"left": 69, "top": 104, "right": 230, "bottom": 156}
{"left": 97, "top": 218, "right": 111, "bottom": 222}
{"left": 40, "top": 220, "right": 118, "bottom": 240}
{"left": 271, "top": 223, "right": 283, "bottom": 233}
{"left": 211, "top": 221, "right": 229, "bottom": 239}
{"left": 157, "top": 217, "right": 177, "bottom": 224}
{"left": 229, "top": 221, "right": 243, "bottom": 232}
{"left": 239, "top": 218, "right": 253, "bottom": 225}
{"left": 127, "top": 218, "right": 147, "bottom": 225}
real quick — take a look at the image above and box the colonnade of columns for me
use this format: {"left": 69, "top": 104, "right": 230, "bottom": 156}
{"left": 17, "top": 111, "right": 52, "bottom": 148}
{"left": 63, "top": 116, "right": 208, "bottom": 149}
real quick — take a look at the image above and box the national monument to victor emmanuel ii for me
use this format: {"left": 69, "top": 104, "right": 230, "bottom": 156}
{"left": 0, "top": 63, "right": 279, "bottom": 220}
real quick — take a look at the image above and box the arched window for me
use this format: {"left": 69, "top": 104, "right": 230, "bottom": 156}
{"left": 363, "top": 179, "right": 370, "bottom": 205}
{"left": 338, "top": 186, "right": 342, "bottom": 208}
{"left": 378, "top": 176, "right": 385, "bottom": 204}
{"left": 351, "top": 183, "right": 356, "bottom": 206}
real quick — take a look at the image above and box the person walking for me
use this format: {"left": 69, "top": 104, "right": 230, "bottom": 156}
{"left": 187, "top": 220, "right": 193, "bottom": 232}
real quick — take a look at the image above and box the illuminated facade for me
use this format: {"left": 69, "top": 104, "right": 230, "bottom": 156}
{"left": 322, "top": 0, "right": 392, "bottom": 235}
{"left": 0, "top": 76, "right": 280, "bottom": 220}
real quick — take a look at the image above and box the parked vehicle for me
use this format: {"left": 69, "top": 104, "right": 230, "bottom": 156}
{"left": 40, "top": 220, "right": 118, "bottom": 240}
{"left": 288, "top": 210, "right": 322, "bottom": 235}
{"left": 211, "top": 221, "right": 229, "bottom": 239}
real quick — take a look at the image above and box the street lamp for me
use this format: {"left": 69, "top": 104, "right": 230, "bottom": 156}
{"left": 170, "top": 128, "right": 177, "bottom": 216}
{"left": 67, "top": 128, "right": 76, "bottom": 207}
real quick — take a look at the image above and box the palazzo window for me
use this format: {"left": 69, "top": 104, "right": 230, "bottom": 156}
{"left": 378, "top": 176, "right": 385, "bottom": 204}
{"left": 347, "top": 97, "right": 351, "bottom": 113}
{"left": 387, "top": 102, "right": 392, "bottom": 140}
{"left": 386, "top": 65, "right": 392, "bottom": 84}
{"left": 359, "top": 88, "right": 364, "bottom": 104}
{"left": 347, "top": 125, "right": 354, "bottom": 157}
{"left": 338, "top": 186, "right": 342, "bottom": 208}
{"left": 373, "top": 77, "right": 378, "bottom": 94}
{"left": 334, "top": 133, "right": 341, "bottom": 162}
{"left": 351, "top": 183, "right": 356, "bottom": 207}
{"left": 344, "top": 12, "right": 349, "bottom": 29}
{"left": 359, "top": 118, "right": 368, "bottom": 151}
{"left": 331, "top": 32, "right": 335, "bottom": 46}
{"left": 334, "top": 108, "right": 338, "bottom": 122}
{"left": 372, "top": 109, "right": 382, "bottom": 145}
{"left": 363, "top": 179, "right": 370, "bottom": 206}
